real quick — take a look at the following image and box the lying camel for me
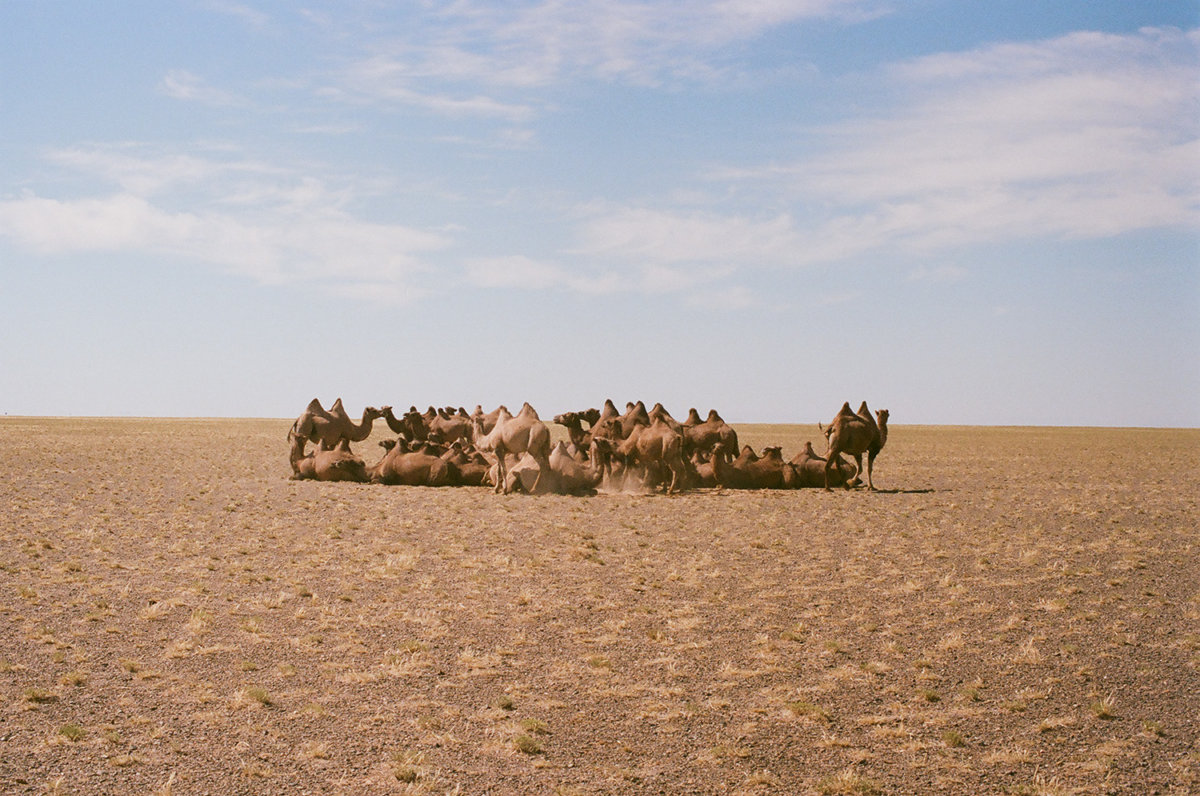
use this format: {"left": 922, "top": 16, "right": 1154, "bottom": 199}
{"left": 440, "top": 441, "right": 492, "bottom": 487}
{"left": 824, "top": 402, "right": 889, "bottom": 491}
{"left": 291, "top": 398, "right": 384, "bottom": 450}
{"left": 548, "top": 441, "right": 602, "bottom": 495}
{"left": 503, "top": 451, "right": 563, "bottom": 495}
{"left": 711, "top": 444, "right": 792, "bottom": 489}
{"left": 370, "top": 438, "right": 457, "bottom": 486}
{"left": 790, "top": 441, "right": 857, "bottom": 488}
{"left": 472, "top": 403, "right": 552, "bottom": 494}
{"left": 288, "top": 432, "right": 369, "bottom": 482}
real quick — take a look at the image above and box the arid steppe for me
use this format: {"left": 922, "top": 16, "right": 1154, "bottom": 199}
{"left": 1, "top": 418, "right": 1196, "bottom": 795}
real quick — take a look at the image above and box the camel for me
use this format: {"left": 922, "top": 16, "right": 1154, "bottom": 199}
{"left": 472, "top": 403, "right": 552, "bottom": 494}
{"left": 288, "top": 432, "right": 369, "bottom": 482}
{"left": 439, "top": 441, "right": 492, "bottom": 487}
{"left": 548, "top": 441, "right": 603, "bottom": 495}
{"left": 711, "top": 444, "right": 792, "bottom": 489}
{"left": 291, "top": 398, "right": 384, "bottom": 450}
{"left": 689, "top": 449, "right": 719, "bottom": 488}
{"left": 370, "top": 437, "right": 458, "bottom": 486}
{"left": 397, "top": 406, "right": 472, "bottom": 444}
{"left": 648, "top": 403, "right": 683, "bottom": 434}
{"left": 619, "top": 401, "right": 651, "bottom": 438}
{"left": 824, "top": 401, "right": 889, "bottom": 491}
{"left": 553, "top": 411, "right": 594, "bottom": 450}
{"left": 683, "top": 408, "right": 738, "bottom": 460}
{"left": 470, "top": 405, "right": 506, "bottom": 436}
{"left": 790, "top": 441, "right": 857, "bottom": 488}
{"left": 382, "top": 406, "right": 422, "bottom": 438}
{"left": 586, "top": 399, "right": 625, "bottom": 443}
{"left": 427, "top": 407, "right": 473, "bottom": 444}
{"left": 615, "top": 416, "right": 688, "bottom": 494}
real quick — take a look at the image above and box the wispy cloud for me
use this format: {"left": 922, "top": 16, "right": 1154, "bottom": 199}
{"left": 160, "top": 69, "right": 247, "bottom": 106}
{"left": 726, "top": 26, "right": 1200, "bottom": 251}
{"left": 200, "top": 1, "right": 270, "bottom": 30}
{"left": 325, "top": 0, "right": 887, "bottom": 115}
{"left": 0, "top": 146, "right": 449, "bottom": 302}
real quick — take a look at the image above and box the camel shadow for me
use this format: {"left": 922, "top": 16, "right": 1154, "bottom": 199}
{"left": 871, "top": 487, "right": 935, "bottom": 494}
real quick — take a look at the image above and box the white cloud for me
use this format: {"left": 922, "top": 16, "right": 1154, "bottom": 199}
{"left": 731, "top": 26, "right": 1199, "bottom": 253}
{"left": 328, "top": 0, "right": 887, "bottom": 114}
{"left": 160, "top": 69, "right": 245, "bottom": 106}
{"left": 47, "top": 144, "right": 280, "bottom": 196}
{"left": 574, "top": 206, "right": 800, "bottom": 264}
{"left": 201, "top": 1, "right": 270, "bottom": 29}
{"left": 908, "top": 264, "right": 967, "bottom": 283}
{"left": 0, "top": 147, "right": 450, "bottom": 301}
{"left": 463, "top": 255, "right": 624, "bottom": 294}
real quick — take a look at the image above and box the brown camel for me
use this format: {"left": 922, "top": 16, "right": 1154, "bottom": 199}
{"left": 616, "top": 416, "right": 688, "bottom": 494}
{"left": 291, "top": 398, "right": 384, "bottom": 450}
{"left": 683, "top": 408, "right": 739, "bottom": 460}
{"left": 439, "top": 442, "right": 492, "bottom": 487}
{"left": 470, "top": 405, "right": 506, "bottom": 436}
{"left": 824, "top": 401, "right": 889, "bottom": 491}
{"left": 553, "top": 411, "right": 594, "bottom": 450}
{"left": 619, "top": 401, "right": 651, "bottom": 438}
{"left": 586, "top": 399, "right": 625, "bottom": 443}
{"left": 790, "top": 441, "right": 857, "bottom": 488}
{"left": 370, "top": 437, "right": 457, "bottom": 486}
{"left": 472, "top": 403, "right": 552, "bottom": 494}
{"left": 548, "top": 441, "right": 603, "bottom": 495}
{"left": 711, "top": 444, "right": 792, "bottom": 489}
{"left": 288, "top": 432, "right": 369, "bottom": 482}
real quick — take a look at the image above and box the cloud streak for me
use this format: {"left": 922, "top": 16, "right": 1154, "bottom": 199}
{"left": 0, "top": 146, "right": 449, "bottom": 302}
{"left": 592, "top": 26, "right": 1200, "bottom": 273}
{"left": 326, "top": 0, "right": 887, "bottom": 116}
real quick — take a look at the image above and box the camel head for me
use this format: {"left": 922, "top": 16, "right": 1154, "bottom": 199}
{"left": 580, "top": 407, "right": 601, "bottom": 426}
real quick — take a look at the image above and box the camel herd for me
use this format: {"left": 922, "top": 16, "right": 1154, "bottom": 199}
{"left": 287, "top": 398, "right": 889, "bottom": 495}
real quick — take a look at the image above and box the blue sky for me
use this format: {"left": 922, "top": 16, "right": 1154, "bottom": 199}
{"left": 1, "top": 1, "right": 1197, "bottom": 425}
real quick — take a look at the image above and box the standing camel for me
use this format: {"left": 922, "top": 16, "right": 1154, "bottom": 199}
{"left": 291, "top": 398, "right": 384, "bottom": 451}
{"left": 824, "top": 402, "right": 889, "bottom": 491}
{"left": 471, "top": 403, "right": 552, "bottom": 494}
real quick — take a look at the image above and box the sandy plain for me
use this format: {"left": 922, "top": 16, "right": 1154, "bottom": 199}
{"left": 0, "top": 417, "right": 1196, "bottom": 795}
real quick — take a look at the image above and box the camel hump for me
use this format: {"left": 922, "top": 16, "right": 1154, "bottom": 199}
{"left": 305, "top": 398, "right": 324, "bottom": 412}
{"left": 707, "top": 409, "right": 723, "bottom": 423}
{"left": 857, "top": 401, "right": 871, "bottom": 416}
{"left": 331, "top": 398, "right": 345, "bottom": 411}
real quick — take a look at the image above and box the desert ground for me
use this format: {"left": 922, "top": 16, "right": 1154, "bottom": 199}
{"left": 0, "top": 417, "right": 1196, "bottom": 795}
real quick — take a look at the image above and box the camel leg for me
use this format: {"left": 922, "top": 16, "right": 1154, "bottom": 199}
{"left": 824, "top": 452, "right": 835, "bottom": 492}
{"left": 847, "top": 454, "right": 862, "bottom": 490}
{"left": 495, "top": 448, "right": 508, "bottom": 494}
{"left": 866, "top": 450, "right": 877, "bottom": 490}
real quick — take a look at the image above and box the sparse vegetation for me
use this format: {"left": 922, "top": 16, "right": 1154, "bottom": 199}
{"left": 0, "top": 419, "right": 1194, "bottom": 794}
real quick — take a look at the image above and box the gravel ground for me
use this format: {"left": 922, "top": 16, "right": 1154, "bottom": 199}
{"left": 0, "top": 418, "right": 1196, "bottom": 795}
